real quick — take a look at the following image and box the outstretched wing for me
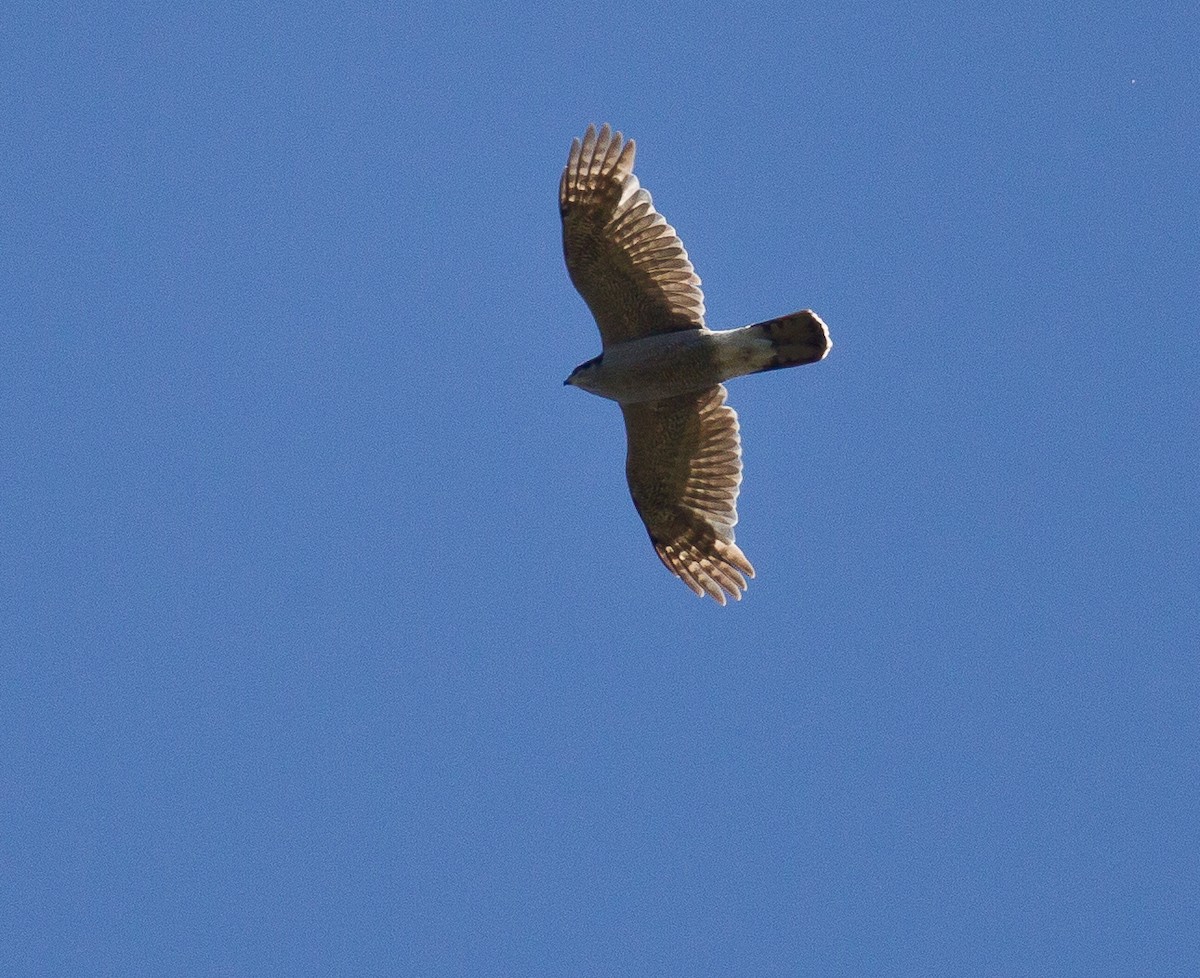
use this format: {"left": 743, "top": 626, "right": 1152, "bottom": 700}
{"left": 560, "top": 123, "right": 706, "bottom": 348}
{"left": 622, "top": 385, "right": 755, "bottom": 604}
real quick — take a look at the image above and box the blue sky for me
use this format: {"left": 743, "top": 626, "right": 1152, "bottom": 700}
{"left": 3, "top": 2, "right": 1198, "bottom": 975}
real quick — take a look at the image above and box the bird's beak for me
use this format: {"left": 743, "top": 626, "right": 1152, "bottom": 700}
{"left": 563, "top": 377, "right": 572, "bottom": 386}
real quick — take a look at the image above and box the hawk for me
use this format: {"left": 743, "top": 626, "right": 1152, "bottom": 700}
{"left": 560, "top": 124, "right": 831, "bottom": 604}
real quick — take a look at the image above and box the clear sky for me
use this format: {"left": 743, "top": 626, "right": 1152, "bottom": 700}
{"left": 3, "top": 2, "right": 1198, "bottom": 975}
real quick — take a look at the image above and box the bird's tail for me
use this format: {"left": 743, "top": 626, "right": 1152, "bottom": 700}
{"left": 743, "top": 310, "right": 832, "bottom": 373}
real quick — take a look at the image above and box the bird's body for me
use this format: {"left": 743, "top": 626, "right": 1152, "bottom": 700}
{"left": 567, "top": 313, "right": 828, "bottom": 405}
{"left": 559, "top": 124, "right": 831, "bottom": 604}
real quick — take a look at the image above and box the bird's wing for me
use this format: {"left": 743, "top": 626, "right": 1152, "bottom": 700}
{"left": 622, "top": 385, "right": 754, "bottom": 604}
{"left": 560, "top": 124, "right": 706, "bottom": 348}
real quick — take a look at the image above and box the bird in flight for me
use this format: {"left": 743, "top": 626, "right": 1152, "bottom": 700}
{"left": 560, "top": 124, "right": 831, "bottom": 604}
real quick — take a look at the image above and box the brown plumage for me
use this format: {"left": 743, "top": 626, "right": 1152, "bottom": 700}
{"left": 622, "top": 386, "right": 755, "bottom": 602}
{"left": 560, "top": 124, "right": 705, "bottom": 345}
{"left": 560, "top": 124, "right": 831, "bottom": 604}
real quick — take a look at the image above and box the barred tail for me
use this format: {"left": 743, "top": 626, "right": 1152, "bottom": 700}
{"left": 748, "top": 310, "right": 832, "bottom": 372}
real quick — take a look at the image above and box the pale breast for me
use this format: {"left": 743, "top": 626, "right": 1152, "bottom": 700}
{"left": 585, "top": 330, "right": 727, "bottom": 404}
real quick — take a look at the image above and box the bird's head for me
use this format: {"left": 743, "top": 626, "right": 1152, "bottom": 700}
{"left": 564, "top": 354, "right": 603, "bottom": 391}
